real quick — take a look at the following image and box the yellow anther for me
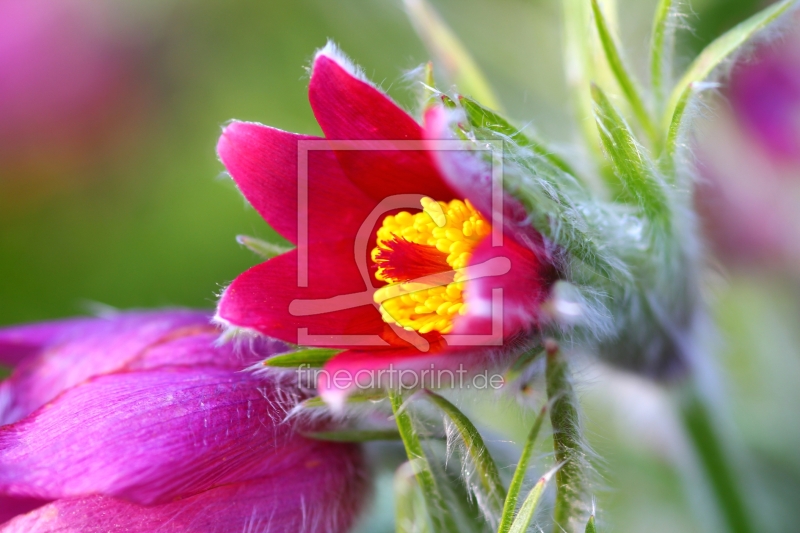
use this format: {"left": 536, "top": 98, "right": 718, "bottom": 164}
{"left": 371, "top": 197, "right": 490, "bottom": 334}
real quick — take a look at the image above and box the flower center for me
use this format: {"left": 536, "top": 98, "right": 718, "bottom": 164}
{"left": 371, "top": 197, "right": 491, "bottom": 334}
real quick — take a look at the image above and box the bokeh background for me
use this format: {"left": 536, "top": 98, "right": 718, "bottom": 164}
{"left": 1, "top": 0, "right": 798, "bottom": 531}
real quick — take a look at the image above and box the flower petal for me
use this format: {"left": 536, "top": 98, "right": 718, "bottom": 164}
{"left": 217, "top": 121, "right": 376, "bottom": 246}
{"left": 456, "top": 236, "right": 555, "bottom": 338}
{"left": 1, "top": 445, "right": 367, "bottom": 533}
{"left": 422, "top": 106, "right": 545, "bottom": 243}
{"left": 0, "top": 310, "right": 225, "bottom": 425}
{"left": 0, "top": 495, "right": 48, "bottom": 526}
{"left": 0, "top": 318, "right": 94, "bottom": 368}
{"left": 217, "top": 245, "right": 405, "bottom": 349}
{"left": 309, "top": 51, "right": 456, "bottom": 202}
{"left": 0, "top": 367, "right": 322, "bottom": 505}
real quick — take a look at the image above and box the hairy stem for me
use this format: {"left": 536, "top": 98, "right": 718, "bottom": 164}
{"left": 546, "top": 341, "right": 587, "bottom": 533}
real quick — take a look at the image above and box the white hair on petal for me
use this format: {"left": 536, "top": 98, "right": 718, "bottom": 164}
{"left": 313, "top": 40, "right": 374, "bottom": 86}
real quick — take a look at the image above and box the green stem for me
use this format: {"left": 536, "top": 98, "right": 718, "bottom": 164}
{"left": 649, "top": 0, "right": 674, "bottom": 109}
{"left": 590, "top": 0, "right": 658, "bottom": 145}
{"left": 497, "top": 404, "right": 548, "bottom": 533}
{"left": 679, "top": 383, "right": 754, "bottom": 533}
{"left": 546, "top": 342, "right": 585, "bottom": 533}
{"left": 389, "top": 390, "right": 456, "bottom": 533}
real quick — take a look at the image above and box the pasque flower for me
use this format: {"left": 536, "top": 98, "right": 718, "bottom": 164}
{"left": 216, "top": 45, "right": 556, "bottom": 400}
{"left": 0, "top": 0, "right": 138, "bottom": 173}
{"left": 696, "top": 16, "right": 800, "bottom": 272}
{"left": 0, "top": 310, "right": 369, "bottom": 532}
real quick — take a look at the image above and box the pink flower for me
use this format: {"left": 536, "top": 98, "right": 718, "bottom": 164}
{"left": 0, "top": 0, "right": 143, "bottom": 186}
{"left": 728, "top": 29, "right": 800, "bottom": 163}
{"left": 215, "top": 45, "right": 556, "bottom": 401}
{"left": 0, "top": 310, "right": 369, "bottom": 532}
{"left": 696, "top": 18, "right": 800, "bottom": 272}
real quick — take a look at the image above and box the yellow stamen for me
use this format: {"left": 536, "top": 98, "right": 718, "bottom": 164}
{"left": 372, "top": 197, "right": 491, "bottom": 334}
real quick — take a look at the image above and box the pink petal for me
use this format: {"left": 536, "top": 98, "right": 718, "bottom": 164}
{"left": 455, "top": 236, "right": 555, "bottom": 339}
{"left": 1, "top": 444, "right": 367, "bottom": 533}
{"left": 0, "top": 367, "right": 325, "bottom": 505}
{"left": 0, "top": 310, "right": 224, "bottom": 425}
{"left": 217, "top": 121, "right": 376, "bottom": 246}
{"left": 423, "top": 106, "right": 545, "bottom": 244}
{"left": 217, "top": 244, "right": 405, "bottom": 349}
{"left": 0, "top": 495, "right": 48, "bottom": 526}
{"left": 421, "top": 108, "right": 556, "bottom": 336}
{"left": 308, "top": 52, "right": 456, "bottom": 202}
{"left": 0, "top": 317, "right": 95, "bottom": 367}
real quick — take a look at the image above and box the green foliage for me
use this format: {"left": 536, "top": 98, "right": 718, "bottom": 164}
{"left": 459, "top": 96, "right": 577, "bottom": 177}
{"left": 422, "top": 390, "right": 506, "bottom": 522}
{"left": 547, "top": 344, "right": 590, "bottom": 533}
{"left": 390, "top": 390, "right": 458, "bottom": 533}
{"left": 497, "top": 404, "right": 548, "bottom": 533}
{"left": 506, "top": 471, "right": 552, "bottom": 533}
{"left": 590, "top": 84, "right": 668, "bottom": 220}
{"left": 235, "top": 234, "right": 292, "bottom": 259}
{"left": 585, "top": 514, "right": 597, "bottom": 533}
{"left": 664, "top": 0, "right": 795, "bottom": 155}
{"left": 304, "top": 429, "right": 402, "bottom": 442}
{"left": 261, "top": 347, "right": 339, "bottom": 368}
{"left": 590, "top": 0, "right": 657, "bottom": 143}
{"left": 649, "top": 0, "right": 676, "bottom": 107}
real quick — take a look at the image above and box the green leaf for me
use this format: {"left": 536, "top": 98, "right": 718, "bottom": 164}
{"left": 591, "top": 0, "right": 657, "bottom": 143}
{"left": 390, "top": 390, "right": 457, "bottom": 533}
{"left": 507, "top": 463, "right": 561, "bottom": 533}
{"left": 422, "top": 390, "right": 506, "bottom": 518}
{"left": 498, "top": 404, "right": 548, "bottom": 533}
{"left": 299, "top": 393, "right": 386, "bottom": 410}
{"left": 679, "top": 384, "right": 755, "bottom": 533}
{"left": 562, "top": 0, "right": 603, "bottom": 159}
{"left": 262, "top": 348, "right": 340, "bottom": 368}
{"left": 235, "top": 234, "right": 292, "bottom": 260}
{"left": 404, "top": 0, "right": 502, "bottom": 110}
{"left": 649, "top": 0, "right": 675, "bottom": 107}
{"left": 663, "top": 84, "right": 692, "bottom": 162}
{"left": 585, "top": 514, "right": 598, "bottom": 533}
{"left": 663, "top": 0, "right": 793, "bottom": 140}
{"left": 546, "top": 342, "right": 588, "bottom": 533}
{"left": 305, "top": 429, "right": 402, "bottom": 442}
{"left": 458, "top": 96, "right": 579, "bottom": 177}
{"left": 591, "top": 84, "right": 668, "bottom": 219}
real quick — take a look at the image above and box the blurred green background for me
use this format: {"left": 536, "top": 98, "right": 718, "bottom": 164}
{"left": 0, "top": 0, "right": 760, "bottom": 326}
{"left": 1, "top": 0, "right": 798, "bottom": 532}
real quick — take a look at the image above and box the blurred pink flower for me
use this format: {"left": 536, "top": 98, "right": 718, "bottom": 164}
{"left": 0, "top": 310, "right": 369, "bottom": 532}
{"left": 0, "top": 0, "right": 145, "bottom": 186}
{"left": 728, "top": 30, "right": 800, "bottom": 163}
{"left": 696, "top": 16, "right": 800, "bottom": 273}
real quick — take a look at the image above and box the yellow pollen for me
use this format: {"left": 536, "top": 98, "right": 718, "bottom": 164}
{"left": 372, "top": 197, "right": 491, "bottom": 334}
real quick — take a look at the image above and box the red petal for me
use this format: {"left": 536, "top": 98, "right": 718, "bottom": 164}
{"left": 308, "top": 53, "right": 456, "bottom": 202}
{"left": 217, "top": 121, "right": 375, "bottom": 245}
{"left": 456, "top": 236, "right": 555, "bottom": 338}
{"left": 423, "top": 106, "right": 543, "bottom": 244}
{"left": 217, "top": 244, "right": 403, "bottom": 349}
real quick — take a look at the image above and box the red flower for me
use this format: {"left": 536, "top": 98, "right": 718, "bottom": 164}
{"left": 216, "top": 45, "right": 556, "bottom": 401}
